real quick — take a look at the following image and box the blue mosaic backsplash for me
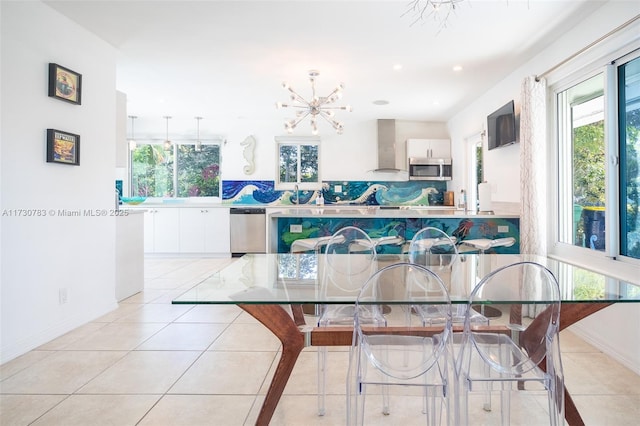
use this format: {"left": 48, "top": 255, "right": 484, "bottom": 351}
{"left": 222, "top": 180, "right": 448, "bottom": 206}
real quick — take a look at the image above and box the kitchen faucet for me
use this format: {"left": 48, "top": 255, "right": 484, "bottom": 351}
{"left": 294, "top": 184, "right": 299, "bottom": 205}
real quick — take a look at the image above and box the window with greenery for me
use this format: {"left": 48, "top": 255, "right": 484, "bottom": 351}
{"left": 275, "top": 137, "right": 320, "bottom": 190}
{"left": 619, "top": 56, "right": 640, "bottom": 259}
{"left": 130, "top": 142, "right": 221, "bottom": 198}
{"left": 555, "top": 50, "right": 640, "bottom": 262}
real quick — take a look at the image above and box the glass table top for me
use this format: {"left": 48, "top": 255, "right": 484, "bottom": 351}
{"left": 172, "top": 253, "right": 640, "bottom": 305}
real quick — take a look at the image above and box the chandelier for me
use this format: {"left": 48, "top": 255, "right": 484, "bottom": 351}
{"left": 403, "top": 0, "right": 465, "bottom": 29}
{"left": 276, "top": 70, "right": 352, "bottom": 135}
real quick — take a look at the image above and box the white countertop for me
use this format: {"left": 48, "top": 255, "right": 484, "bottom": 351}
{"left": 268, "top": 206, "right": 519, "bottom": 219}
{"left": 123, "top": 202, "right": 518, "bottom": 218}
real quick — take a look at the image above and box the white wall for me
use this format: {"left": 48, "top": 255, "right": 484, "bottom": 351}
{"left": 446, "top": 1, "right": 640, "bottom": 374}
{"left": 0, "top": 1, "right": 118, "bottom": 363}
{"left": 221, "top": 118, "right": 448, "bottom": 182}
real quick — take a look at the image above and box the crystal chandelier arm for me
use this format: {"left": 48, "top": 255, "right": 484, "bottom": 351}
{"left": 318, "top": 110, "right": 343, "bottom": 131}
{"left": 283, "top": 84, "right": 310, "bottom": 105}
{"left": 321, "top": 84, "right": 344, "bottom": 105}
{"left": 287, "top": 111, "right": 311, "bottom": 129}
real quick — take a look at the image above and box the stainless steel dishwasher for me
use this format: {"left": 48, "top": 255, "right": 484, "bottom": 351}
{"left": 229, "top": 207, "right": 267, "bottom": 257}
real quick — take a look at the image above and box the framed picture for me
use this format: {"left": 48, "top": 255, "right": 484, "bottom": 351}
{"left": 47, "top": 129, "right": 80, "bottom": 166}
{"left": 48, "top": 63, "right": 82, "bottom": 105}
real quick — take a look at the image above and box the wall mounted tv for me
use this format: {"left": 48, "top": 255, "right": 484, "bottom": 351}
{"left": 487, "top": 100, "right": 517, "bottom": 150}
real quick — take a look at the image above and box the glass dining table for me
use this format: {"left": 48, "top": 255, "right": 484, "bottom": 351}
{"left": 173, "top": 253, "right": 639, "bottom": 426}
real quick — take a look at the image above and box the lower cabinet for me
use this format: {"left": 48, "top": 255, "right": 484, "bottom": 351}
{"left": 144, "top": 208, "right": 180, "bottom": 253}
{"left": 179, "top": 208, "right": 230, "bottom": 254}
{"left": 142, "top": 207, "right": 230, "bottom": 255}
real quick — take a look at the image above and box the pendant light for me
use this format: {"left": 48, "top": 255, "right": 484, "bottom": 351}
{"left": 194, "top": 116, "right": 203, "bottom": 152}
{"left": 128, "top": 115, "right": 137, "bottom": 151}
{"left": 163, "top": 116, "right": 172, "bottom": 150}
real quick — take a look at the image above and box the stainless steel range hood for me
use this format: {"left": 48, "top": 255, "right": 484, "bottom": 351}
{"left": 374, "top": 119, "right": 406, "bottom": 172}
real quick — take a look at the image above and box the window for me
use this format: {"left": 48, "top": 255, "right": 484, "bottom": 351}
{"left": 619, "top": 56, "right": 640, "bottom": 258}
{"left": 557, "top": 73, "right": 606, "bottom": 250}
{"left": 554, "top": 50, "right": 640, "bottom": 263}
{"left": 130, "top": 142, "right": 221, "bottom": 198}
{"left": 275, "top": 136, "right": 321, "bottom": 190}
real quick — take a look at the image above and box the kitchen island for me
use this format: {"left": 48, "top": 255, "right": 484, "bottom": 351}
{"left": 268, "top": 206, "right": 520, "bottom": 254}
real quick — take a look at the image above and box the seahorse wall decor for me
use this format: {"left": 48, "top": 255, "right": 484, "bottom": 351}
{"left": 241, "top": 135, "right": 256, "bottom": 175}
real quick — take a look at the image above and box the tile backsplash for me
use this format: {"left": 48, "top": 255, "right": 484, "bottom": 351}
{"left": 222, "top": 180, "right": 447, "bottom": 206}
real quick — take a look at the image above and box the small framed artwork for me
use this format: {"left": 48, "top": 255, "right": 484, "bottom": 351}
{"left": 48, "top": 63, "right": 82, "bottom": 105}
{"left": 47, "top": 129, "right": 80, "bottom": 166}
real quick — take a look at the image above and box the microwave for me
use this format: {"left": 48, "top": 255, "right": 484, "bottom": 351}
{"left": 408, "top": 157, "right": 452, "bottom": 181}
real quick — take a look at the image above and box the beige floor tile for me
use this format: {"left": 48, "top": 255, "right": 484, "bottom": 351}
{"left": 139, "top": 394, "right": 255, "bottom": 426}
{"left": 251, "top": 394, "right": 347, "bottom": 425}
{"left": 0, "top": 351, "right": 55, "bottom": 381}
{"left": 37, "top": 322, "right": 108, "bottom": 350}
{"left": 144, "top": 276, "right": 192, "bottom": 290}
{"left": 30, "top": 394, "right": 160, "bottom": 426}
{"left": 572, "top": 394, "right": 640, "bottom": 426}
{"left": 169, "top": 351, "right": 277, "bottom": 395}
{"left": 276, "top": 349, "right": 350, "bottom": 396}
{"left": 136, "top": 322, "right": 227, "bottom": 350}
{"left": 93, "top": 303, "right": 143, "bottom": 323}
{"left": 62, "top": 322, "right": 167, "bottom": 351}
{"left": 78, "top": 350, "right": 200, "bottom": 394}
{"left": 0, "top": 394, "right": 66, "bottom": 425}
{"left": 149, "top": 288, "right": 200, "bottom": 304}
{"left": 174, "top": 304, "right": 243, "bottom": 323}
{"left": 0, "top": 351, "right": 127, "bottom": 394}
{"left": 119, "top": 289, "right": 168, "bottom": 304}
{"left": 207, "top": 322, "right": 281, "bottom": 351}
{"left": 114, "top": 302, "right": 194, "bottom": 322}
{"left": 563, "top": 352, "right": 640, "bottom": 395}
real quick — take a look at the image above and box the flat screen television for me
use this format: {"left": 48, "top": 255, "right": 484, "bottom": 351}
{"left": 487, "top": 100, "right": 517, "bottom": 150}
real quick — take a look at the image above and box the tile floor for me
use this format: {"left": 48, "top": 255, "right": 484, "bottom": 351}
{"left": 1, "top": 257, "right": 639, "bottom": 425}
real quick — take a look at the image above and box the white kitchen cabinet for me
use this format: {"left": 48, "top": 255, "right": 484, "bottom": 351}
{"left": 143, "top": 208, "right": 180, "bottom": 253}
{"left": 179, "top": 207, "right": 230, "bottom": 254}
{"left": 406, "top": 139, "right": 451, "bottom": 159}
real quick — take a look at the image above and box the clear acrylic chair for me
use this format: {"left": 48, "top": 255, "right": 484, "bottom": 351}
{"left": 347, "top": 262, "right": 453, "bottom": 425}
{"left": 407, "top": 227, "right": 489, "bottom": 327}
{"left": 317, "top": 226, "right": 380, "bottom": 416}
{"left": 456, "top": 261, "right": 564, "bottom": 426}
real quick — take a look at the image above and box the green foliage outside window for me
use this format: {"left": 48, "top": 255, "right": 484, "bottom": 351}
{"left": 176, "top": 145, "right": 220, "bottom": 197}
{"left": 623, "top": 109, "right": 639, "bottom": 258}
{"left": 131, "top": 144, "right": 174, "bottom": 197}
{"left": 130, "top": 143, "right": 220, "bottom": 198}
{"left": 573, "top": 121, "right": 605, "bottom": 207}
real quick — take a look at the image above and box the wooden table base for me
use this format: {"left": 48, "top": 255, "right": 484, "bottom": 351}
{"left": 240, "top": 302, "right": 612, "bottom": 426}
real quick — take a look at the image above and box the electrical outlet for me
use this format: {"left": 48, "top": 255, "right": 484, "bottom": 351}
{"left": 498, "top": 225, "right": 509, "bottom": 233}
{"left": 334, "top": 185, "right": 342, "bottom": 193}
{"left": 290, "top": 224, "right": 303, "bottom": 233}
{"left": 59, "top": 288, "right": 68, "bottom": 305}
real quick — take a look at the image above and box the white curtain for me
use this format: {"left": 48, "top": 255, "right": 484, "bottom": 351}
{"left": 520, "top": 76, "right": 547, "bottom": 256}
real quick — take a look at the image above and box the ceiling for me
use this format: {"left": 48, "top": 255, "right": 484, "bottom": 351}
{"left": 45, "top": 0, "right": 605, "bottom": 137}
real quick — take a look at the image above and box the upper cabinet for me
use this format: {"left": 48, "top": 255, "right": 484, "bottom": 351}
{"left": 406, "top": 139, "right": 451, "bottom": 159}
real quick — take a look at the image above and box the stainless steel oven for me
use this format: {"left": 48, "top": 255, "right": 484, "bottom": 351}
{"left": 408, "top": 157, "right": 452, "bottom": 181}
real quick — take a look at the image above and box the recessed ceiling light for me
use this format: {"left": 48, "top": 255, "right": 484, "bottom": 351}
{"left": 373, "top": 100, "right": 390, "bottom": 105}
{"left": 393, "top": 64, "right": 403, "bottom": 71}
{"left": 453, "top": 65, "right": 463, "bottom": 72}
